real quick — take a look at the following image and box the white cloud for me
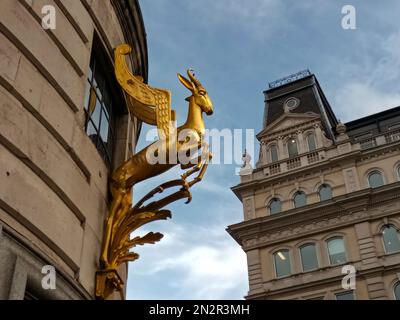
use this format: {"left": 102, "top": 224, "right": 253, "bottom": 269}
{"left": 127, "top": 222, "right": 248, "bottom": 300}
{"left": 186, "top": 0, "right": 288, "bottom": 39}
{"left": 370, "top": 31, "right": 400, "bottom": 85}
{"left": 333, "top": 31, "right": 400, "bottom": 121}
{"left": 335, "top": 82, "right": 400, "bottom": 121}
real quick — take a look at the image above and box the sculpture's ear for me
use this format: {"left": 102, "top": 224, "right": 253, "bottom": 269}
{"left": 177, "top": 73, "right": 194, "bottom": 92}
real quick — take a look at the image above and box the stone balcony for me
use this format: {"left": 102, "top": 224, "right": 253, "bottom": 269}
{"left": 263, "top": 151, "right": 323, "bottom": 177}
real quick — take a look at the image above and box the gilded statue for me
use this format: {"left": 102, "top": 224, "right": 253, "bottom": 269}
{"left": 95, "top": 44, "right": 213, "bottom": 299}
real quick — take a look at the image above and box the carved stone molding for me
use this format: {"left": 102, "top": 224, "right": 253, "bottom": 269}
{"left": 228, "top": 183, "right": 400, "bottom": 250}
{"left": 242, "top": 209, "right": 371, "bottom": 250}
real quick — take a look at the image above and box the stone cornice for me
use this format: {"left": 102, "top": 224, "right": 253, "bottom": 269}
{"left": 227, "top": 182, "right": 400, "bottom": 250}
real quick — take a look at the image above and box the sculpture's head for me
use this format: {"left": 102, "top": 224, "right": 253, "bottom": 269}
{"left": 177, "top": 69, "right": 213, "bottom": 116}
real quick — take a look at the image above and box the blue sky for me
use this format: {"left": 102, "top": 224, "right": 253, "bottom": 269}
{"left": 127, "top": 0, "right": 400, "bottom": 299}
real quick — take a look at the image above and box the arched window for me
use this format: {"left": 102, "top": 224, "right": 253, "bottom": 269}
{"left": 273, "top": 250, "right": 291, "bottom": 278}
{"left": 319, "top": 184, "right": 332, "bottom": 201}
{"left": 293, "top": 191, "right": 307, "bottom": 208}
{"left": 394, "top": 282, "right": 400, "bottom": 300}
{"left": 397, "top": 166, "right": 400, "bottom": 180}
{"left": 382, "top": 225, "right": 400, "bottom": 253}
{"left": 269, "top": 145, "right": 279, "bottom": 163}
{"left": 300, "top": 243, "right": 319, "bottom": 271}
{"left": 268, "top": 198, "right": 282, "bottom": 215}
{"left": 306, "top": 133, "right": 317, "bottom": 151}
{"left": 287, "top": 138, "right": 298, "bottom": 158}
{"left": 368, "top": 171, "right": 384, "bottom": 188}
{"left": 327, "top": 237, "right": 346, "bottom": 265}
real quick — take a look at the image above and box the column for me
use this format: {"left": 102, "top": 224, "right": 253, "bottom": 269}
{"left": 314, "top": 124, "right": 323, "bottom": 149}
{"left": 297, "top": 130, "right": 306, "bottom": 154}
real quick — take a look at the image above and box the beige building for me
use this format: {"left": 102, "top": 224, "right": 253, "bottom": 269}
{"left": 228, "top": 70, "right": 400, "bottom": 300}
{"left": 0, "top": 0, "right": 147, "bottom": 299}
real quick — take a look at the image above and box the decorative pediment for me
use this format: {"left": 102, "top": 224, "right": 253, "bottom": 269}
{"left": 257, "top": 112, "right": 320, "bottom": 139}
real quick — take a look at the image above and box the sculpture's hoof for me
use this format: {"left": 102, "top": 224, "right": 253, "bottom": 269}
{"left": 185, "top": 194, "right": 192, "bottom": 204}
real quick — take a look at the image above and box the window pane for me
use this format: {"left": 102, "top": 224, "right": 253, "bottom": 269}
{"left": 300, "top": 244, "right": 319, "bottom": 271}
{"left": 274, "top": 250, "right": 291, "bottom": 278}
{"left": 395, "top": 283, "right": 400, "bottom": 300}
{"left": 287, "top": 139, "right": 298, "bottom": 158}
{"left": 89, "top": 98, "right": 101, "bottom": 127}
{"left": 294, "top": 192, "right": 307, "bottom": 208}
{"left": 270, "top": 146, "right": 278, "bottom": 162}
{"left": 327, "top": 238, "right": 346, "bottom": 265}
{"left": 368, "top": 171, "right": 384, "bottom": 188}
{"left": 269, "top": 198, "right": 282, "bottom": 215}
{"left": 319, "top": 184, "right": 332, "bottom": 201}
{"left": 382, "top": 226, "right": 400, "bottom": 253}
{"left": 86, "top": 120, "right": 98, "bottom": 146}
{"left": 94, "top": 68, "right": 105, "bottom": 101}
{"left": 307, "top": 134, "right": 316, "bottom": 151}
{"left": 99, "top": 107, "right": 110, "bottom": 143}
{"left": 335, "top": 291, "right": 354, "bottom": 300}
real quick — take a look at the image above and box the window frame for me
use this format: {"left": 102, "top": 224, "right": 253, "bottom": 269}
{"left": 367, "top": 170, "right": 385, "bottom": 188}
{"left": 273, "top": 249, "right": 292, "bottom": 278}
{"left": 268, "top": 198, "right": 282, "bottom": 215}
{"left": 335, "top": 291, "right": 355, "bottom": 300}
{"left": 268, "top": 144, "right": 279, "bottom": 163}
{"left": 83, "top": 34, "right": 126, "bottom": 168}
{"left": 326, "top": 237, "right": 347, "bottom": 266}
{"left": 299, "top": 243, "right": 319, "bottom": 272}
{"left": 287, "top": 137, "right": 299, "bottom": 158}
{"left": 381, "top": 224, "right": 400, "bottom": 254}
{"left": 394, "top": 282, "right": 400, "bottom": 300}
{"left": 306, "top": 132, "right": 317, "bottom": 152}
{"left": 293, "top": 191, "right": 307, "bottom": 208}
{"left": 318, "top": 184, "right": 333, "bottom": 201}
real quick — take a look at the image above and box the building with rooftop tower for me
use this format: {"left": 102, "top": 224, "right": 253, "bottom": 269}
{"left": 228, "top": 70, "right": 400, "bottom": 300}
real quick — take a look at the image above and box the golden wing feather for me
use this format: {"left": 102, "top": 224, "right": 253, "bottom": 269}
{"left": 114, "top": 44, "right": 174, "bottom": 138}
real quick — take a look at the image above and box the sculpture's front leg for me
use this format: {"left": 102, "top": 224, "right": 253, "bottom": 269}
{"left": 188, "top": 151, "right": 212, "bottom": 187}
{"left": 100, "top": 183, "right": 129, "bottom": 266}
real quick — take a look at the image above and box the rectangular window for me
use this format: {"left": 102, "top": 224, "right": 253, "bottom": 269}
{"left": 300, "top": 244, "right": 319, "bottom": 271}
{"left": 327, "top": 238, "right": 347, "bottom": 265}
{"left": 335, "top": 291, "right": 355, "bottom": 300}
{"left": 274, "top": 250, "right": 291, "bottom": 278}
{"left": 83, "top": 37, "right": 121, "bottom": 168}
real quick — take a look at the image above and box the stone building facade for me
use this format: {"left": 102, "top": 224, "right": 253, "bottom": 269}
{"left": 228, "top": 71, "right": 400, "bottom": 300}
{"left": 0, "top": 0, "right": 147, "bottom": 299}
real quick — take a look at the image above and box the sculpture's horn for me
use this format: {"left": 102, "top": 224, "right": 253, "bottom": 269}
{"left": 187, "top": 68, "right": 202, "bottom": 87}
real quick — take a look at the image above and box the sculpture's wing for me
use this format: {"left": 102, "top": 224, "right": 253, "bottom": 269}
{"left": 114, "top": 44, "right": 175, "bottom": 138}
{"left": 152, "top": 87, "right": 174, "bottom": 139}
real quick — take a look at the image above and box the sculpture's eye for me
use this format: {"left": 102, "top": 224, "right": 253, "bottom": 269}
{"left": 199, "top": 90, "right": 206, "bottom": 96}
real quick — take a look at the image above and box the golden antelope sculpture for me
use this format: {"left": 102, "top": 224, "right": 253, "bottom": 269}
{"left": 95, "top": 44, "right": 213, "bottom": 299}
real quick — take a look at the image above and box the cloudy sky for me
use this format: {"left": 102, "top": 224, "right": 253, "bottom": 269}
{"left": 127, "top": 0, "right": 400, "bottom": 299}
